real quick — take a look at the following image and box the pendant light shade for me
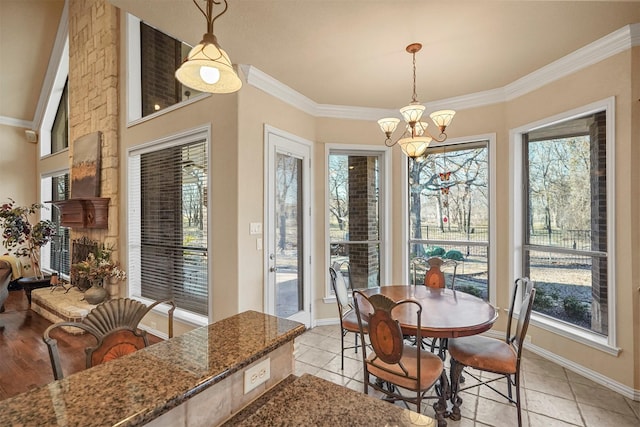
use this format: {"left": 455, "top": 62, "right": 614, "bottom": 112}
{"left": 175, "top": 0, "right": 241, "bottom": 94}
{"left": 399, "top": 103, "right": 425, "bottom": 124}
{"left": 399, "top": 136, "right": 431, "bottom": 158}
{"left": 175, "top": 34, "right": 242, "bottom": 93}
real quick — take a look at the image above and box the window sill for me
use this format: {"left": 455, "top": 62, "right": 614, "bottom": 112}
{"left": 530, "top": 312, "right": 620, "bottom": 356}
{"left": 323, "top": 296, "right": 337, "bottom": 305}
{"left": 126, "top": 93, "right": 210, "bottom": 128}
{"left": 132, "top": 296, "right": 209, "bottom": 328}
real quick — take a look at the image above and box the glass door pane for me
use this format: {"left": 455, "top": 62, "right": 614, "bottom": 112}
{"left": 275, "top": 153, "right": 303, "bottom": 317}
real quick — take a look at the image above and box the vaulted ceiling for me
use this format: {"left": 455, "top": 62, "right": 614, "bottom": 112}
{"left": 2, "top": 0, "right": 640, "bottom": 128}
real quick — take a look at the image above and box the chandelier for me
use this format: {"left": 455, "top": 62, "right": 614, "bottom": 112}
{"left": 378, "top": 43, "right": 455, "bottom": 158}
{"left": 175, "top": 0, "right": 242, "bottom": 94}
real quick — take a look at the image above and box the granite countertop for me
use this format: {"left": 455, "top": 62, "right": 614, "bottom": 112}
{"left": 0, "top": 310, "right": 305, "bottom": 426}
{"left": 223, "top": 374, "right": 437, "bottom": 426}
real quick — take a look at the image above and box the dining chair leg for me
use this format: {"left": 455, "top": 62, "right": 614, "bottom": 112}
{"left": 506, "top": 373, "right": 513, "bottom": 399}
{"left": 515, "top": 375, "right": 523, "bottom": 427}
{"left": 433, "top": 371, "right": 448, "bottom": 427}
{"left": 354, "top": 331, "right": 358, "bottom": 354}
{"left": 340, "top": 328, "right": 345, "bottom": 370}
{"left": 449, "top": 358, "right": 465, "bottom": 421}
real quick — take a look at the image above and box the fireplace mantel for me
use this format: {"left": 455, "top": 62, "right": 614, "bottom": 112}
{"left": 51, "top": 198, "right": 109, "bottom": 229}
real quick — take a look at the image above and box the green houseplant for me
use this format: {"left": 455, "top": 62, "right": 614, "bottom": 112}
{"left": 0, "top": 198, "right": 56, "bottom": 280}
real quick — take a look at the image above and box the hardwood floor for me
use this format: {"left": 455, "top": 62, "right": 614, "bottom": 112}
{"left": 0, "top": 289, "right": 160, "bottom": 401}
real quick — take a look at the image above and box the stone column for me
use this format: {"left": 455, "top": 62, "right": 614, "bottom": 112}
{"left": 68, "top": 0, "right": 120, "bottom": 276}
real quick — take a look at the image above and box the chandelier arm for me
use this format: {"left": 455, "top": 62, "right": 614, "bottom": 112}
{"left": 210, "top": 0, "right": 229, "bottom": 29}
{"left": 384, "top": 138, "right": 397, "bottom": 148}
{"left": 430, "top": 132, "right": 448, "bottom": 143}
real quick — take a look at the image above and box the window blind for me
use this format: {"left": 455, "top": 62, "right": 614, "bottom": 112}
{"left": 129, "top": 135, "right": 208, "bottom": 316}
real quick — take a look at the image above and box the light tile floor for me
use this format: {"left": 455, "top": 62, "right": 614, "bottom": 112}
{"left": 294, "top": 325, "right": 640, "bottom": 427}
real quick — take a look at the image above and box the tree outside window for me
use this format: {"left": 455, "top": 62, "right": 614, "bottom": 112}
{"left": 523, "top": 111, "right": 608, "bottom": 335}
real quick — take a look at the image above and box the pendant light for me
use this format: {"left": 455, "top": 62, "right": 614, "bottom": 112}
{"left": 378, "top": 43, "right": 456, "bottom": 158}
{"left": 175, "top": 0, "right": 242, "bottom": 94}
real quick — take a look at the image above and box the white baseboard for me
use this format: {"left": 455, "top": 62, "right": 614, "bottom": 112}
{"left": 526, "top": 342, "right": 639, "bottom": 401}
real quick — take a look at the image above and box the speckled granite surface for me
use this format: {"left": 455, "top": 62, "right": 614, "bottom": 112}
{"left": 0, "top": 310, "right": 305, "bottom": 426}
{"left": 223, "top": 374, "right": 437, "bottom": 426}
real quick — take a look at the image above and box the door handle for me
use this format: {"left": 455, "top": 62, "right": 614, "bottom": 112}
{"left": 270, "top": 266, "right": 278, "bottom": 272}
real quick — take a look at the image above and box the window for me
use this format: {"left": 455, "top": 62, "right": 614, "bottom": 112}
{"left": 328, "top": 150, "right": 386, "bottom": 290}
{"left": 128, "top": 130, "right": 209, "bottom": 319}
{"left": 41, "top": 172, "right": 70, "bottom": 277}
{"left": 523, "top": 110, "right": 609, "bottom": 336}
{"left": 128, "top": 16, "right": 205, "bottom": 121}
{"left": 51, "top": 80, "right": 69, "bottom": 154}
{"left": 408, "top": 141, "right": 491, "bottom": 300}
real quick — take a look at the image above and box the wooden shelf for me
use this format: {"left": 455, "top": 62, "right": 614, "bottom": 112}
{"left": 51, "top": 198, "right": 109, "bottom": 229}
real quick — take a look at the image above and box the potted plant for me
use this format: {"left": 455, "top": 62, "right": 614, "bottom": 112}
{"left": 0, "top": 198, "right": 56, "bottom": 280}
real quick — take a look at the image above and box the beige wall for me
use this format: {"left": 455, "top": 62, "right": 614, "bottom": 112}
{"left": 236, "top": 76, "right": 316, "bottom": 314}
{"left": 631, "top": 45, "right": 640, "bottom": 393}
{"left": 504, "top": 50, "right": 636, "bottom": 387}
{"left": 0, "top": 124, "right": 38, "bottom": 216}
{"left": 118, "top": 94, "right": 239, "bottom": 326}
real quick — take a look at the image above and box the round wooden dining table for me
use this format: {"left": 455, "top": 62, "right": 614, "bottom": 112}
{"left": 359, "top": 285, "right": 498, "bottom": 339}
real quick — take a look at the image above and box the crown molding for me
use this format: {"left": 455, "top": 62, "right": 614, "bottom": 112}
{"left": 0, "top": 116, "right": 33, "bottom": 129}
{"left": 243, "top": 23, "right": 639, "bottom": 121}
{"left": 240, "top": 64, "right": 317, "bottom": 116}
{"left": 505, "top": 23, "right": 640, "bottom": 101}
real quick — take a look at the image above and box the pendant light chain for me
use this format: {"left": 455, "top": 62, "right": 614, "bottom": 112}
{"left": 411, "top": 50, "right": 418, "bottom": 104}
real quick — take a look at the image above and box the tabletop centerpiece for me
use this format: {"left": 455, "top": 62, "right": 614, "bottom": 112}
{"left": 71, "top": 245, "right": 126, "bottom": 304}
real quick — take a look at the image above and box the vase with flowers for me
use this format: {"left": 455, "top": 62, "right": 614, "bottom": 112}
{"left": 71, "top": 245, "right": 126, "bottom": 304}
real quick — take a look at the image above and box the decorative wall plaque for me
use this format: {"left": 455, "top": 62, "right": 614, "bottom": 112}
{"left": 71, "top": 131, "right": 102, "bottom": 198}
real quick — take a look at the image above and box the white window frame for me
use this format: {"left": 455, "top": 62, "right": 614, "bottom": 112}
{"left": 323, "top": 144, "right": 391, "bottom": 301}
{"left": 510, "top": 97, "right": 618, "bottom": 355}
{"left": 39, "top": 40, "right": 69, "bottom": 158}
{"left": 40, "top": 169, "right": 69, "bottom": 278}
{"left": 404, "top": 135, "right": 497, "bottom": 305}
{"left": 127, "top": 125, "right": 212, "bottom": 327}
{"left": 125, "top": 14, "right": 209, "bottom": 127}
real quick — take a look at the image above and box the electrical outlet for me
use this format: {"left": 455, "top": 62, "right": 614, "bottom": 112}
{"left": 243, "top": 358, "right": 270, "bottom": 394}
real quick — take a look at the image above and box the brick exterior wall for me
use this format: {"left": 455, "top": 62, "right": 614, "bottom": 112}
{"left": 590, "top": 111, "right": 608, "bottom": 335}
{"left": 68, "top": 0, "right": 120, "bottom": 257}
{"left": 347, "top": 156, "right": 379, "bottom": 288}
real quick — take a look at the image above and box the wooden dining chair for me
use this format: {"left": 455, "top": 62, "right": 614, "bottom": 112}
{"left": 411, "top": 256, "right": 458, "bottom": 289}
{"left": 448, "top": 277, "right": 536, "bottom": 426}
{"left": 329, "top": 262, "right": 367, "bottom": 370}
{"left": 411, "top": 256, "right": 459, "bottom": 358}
{"left": 43, "top": 298, "right": 175, "bottom": 380}
{"left": 352, "top": 290, "right": 447, "bottom": 425}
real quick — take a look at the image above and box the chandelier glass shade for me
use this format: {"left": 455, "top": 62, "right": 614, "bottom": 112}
{"left": 378, "top": 43, "right": 456, "bottom": 159}
{"left": 175, "top": 0, "right": 242, "bottom": 94}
